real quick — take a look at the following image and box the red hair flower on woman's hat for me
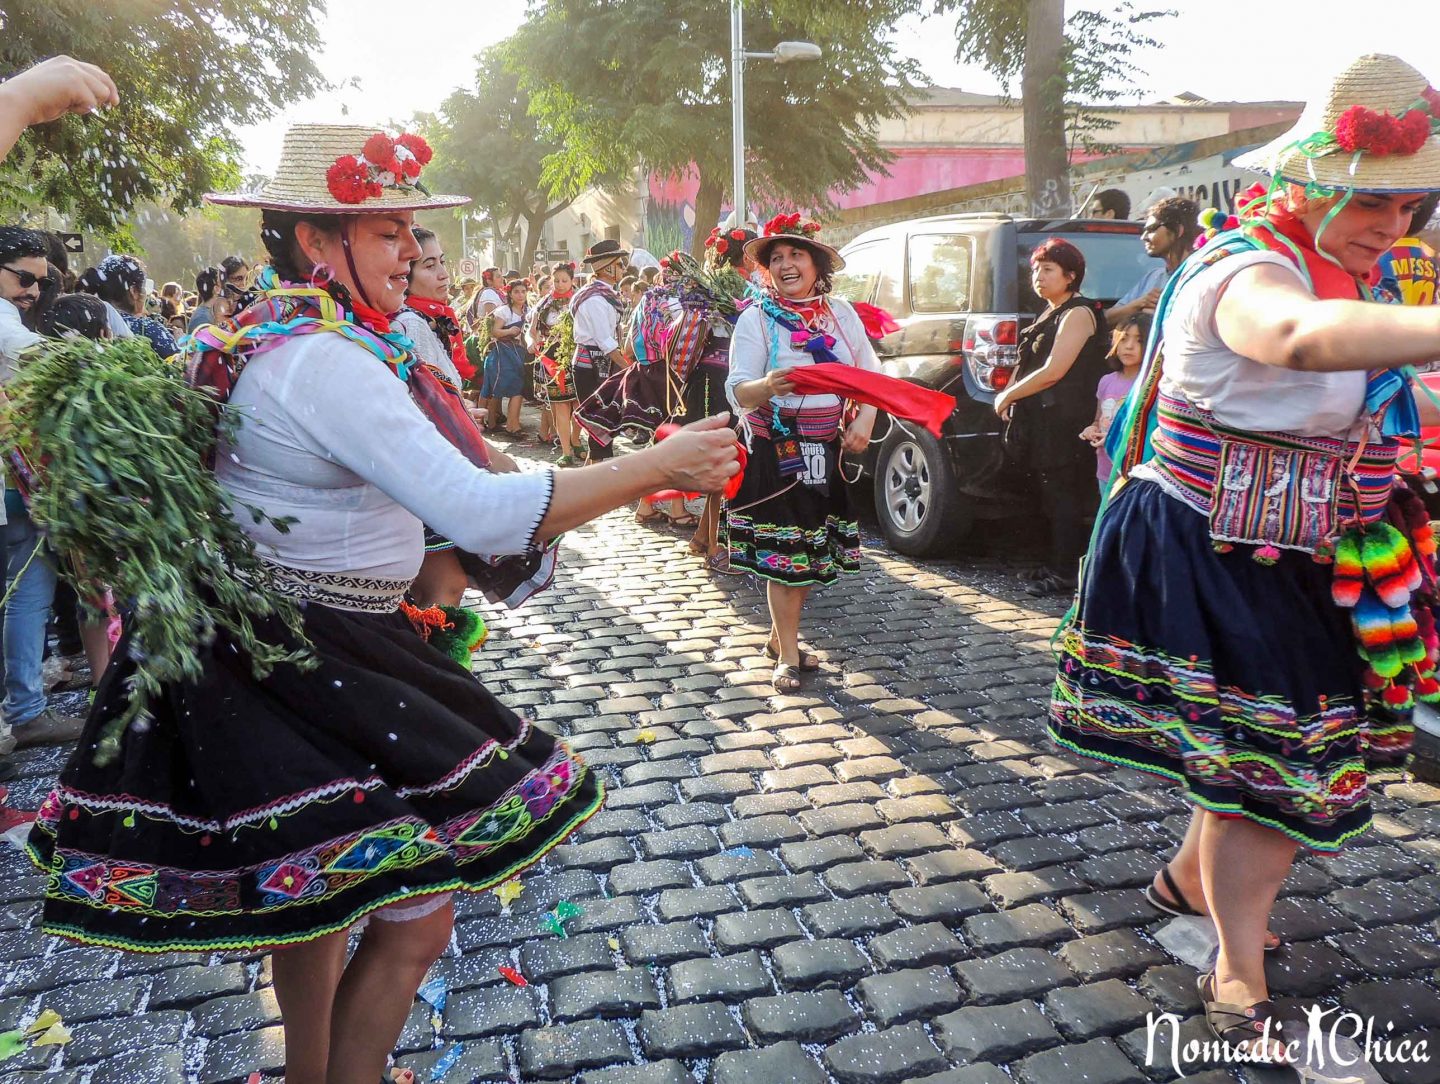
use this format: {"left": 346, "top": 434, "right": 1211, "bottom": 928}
{"left": 714, "top": 238, "right": 730, "bottom": 255}
{"left": 327, "top": 155, "right": 377, "bottom": 204}
{"left": 363, "top": 132, "right": 397, "bottom": 168}
{"left": 1334, "top": 104, "right": 1432, "bottom": 157}
{"left": 396, "top": 133, "right": 433, "bottom": 166}
{"left": 729, "top": 229, "right": 747, "bottom": 241}
{"left": 327, "top": 130, "right": 434, "bottom": 204}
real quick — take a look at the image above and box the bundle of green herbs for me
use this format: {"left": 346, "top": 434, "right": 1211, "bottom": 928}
{"left": 3, "top": 335, "right": 315, "bottom": 766}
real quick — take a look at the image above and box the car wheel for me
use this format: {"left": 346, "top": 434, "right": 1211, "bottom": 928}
{"left": 873, "top": 425, "right": 970, "bottom": 556}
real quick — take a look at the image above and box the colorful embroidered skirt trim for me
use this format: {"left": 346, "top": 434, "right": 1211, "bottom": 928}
{"left": 724, "top": 431, "right": 859, "bottom": 587}
{"left": 1049, "top": 478, "right": 1406, "bottom": 853}
{"left": 26, "top": 602, "right": 603, "bottom": 953}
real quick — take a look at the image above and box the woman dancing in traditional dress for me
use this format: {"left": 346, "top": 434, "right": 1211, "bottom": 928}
{"left": 725, "top": 215, "right": 878, "bottom": 691}
{"left": 529, "top": 263, "right": 581, "bottom": 465}
{"left": 26, "top": 123, "right": 738, "bottom": 1084}
{"left": 1051, "top": 56, "right": 1440, "bottom": 1064}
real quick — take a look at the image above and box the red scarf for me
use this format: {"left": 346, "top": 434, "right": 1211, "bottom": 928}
{"left": 1237, "top": 190, "right": 1368, "bottom": 301}
{"left": 406, "top": 295, "right": 476, "bottom": 381}
{"left": 786, "top": 362, "right": 956, "bottom": 438}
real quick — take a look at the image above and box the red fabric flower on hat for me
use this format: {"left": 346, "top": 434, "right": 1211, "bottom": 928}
{"left": 704, "top": 233, "right": 716, "bottom": 248}
{"left": 327, "top": 155, "right": 372, "bottom": 204}
{"left": 730, "top": 229, "right": 747, "bottom": 240}
{"left": 363, "top": 132, "right": 396, "bottom": 166}
{"left": 1397, "top": 109, "right": 1432, "bottom": 155}
{"left": 1424, "top": 87, "right": 1440, "bottom": 116}
{"left": 399, "top": 157, "right": 422, "bottom": 180}
{"left": 396, "top": 133, "right": 433, "bottom": 166}
{"left": 714, "top": 238, "right": 729, "bottom": 255}
{"left": 1335, "top": 106, "right": 1403, "bottom": 155}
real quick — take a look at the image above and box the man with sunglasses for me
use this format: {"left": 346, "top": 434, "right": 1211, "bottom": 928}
{"left": 0, "top": 226, "right": 80, "bottom": 755}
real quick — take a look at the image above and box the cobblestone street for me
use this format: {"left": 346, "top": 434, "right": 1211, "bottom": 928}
{"left": 0, "top": 445, "right": 1438, "bottom": 1084}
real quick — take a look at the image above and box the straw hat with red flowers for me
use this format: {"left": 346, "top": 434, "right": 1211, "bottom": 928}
{"left": 743, "top": 212, "right": 845, "bottom": 271}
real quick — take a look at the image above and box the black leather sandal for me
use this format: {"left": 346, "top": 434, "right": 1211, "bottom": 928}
{"left": 1197, "top": 972, "right": 1294, "bottom": 1066}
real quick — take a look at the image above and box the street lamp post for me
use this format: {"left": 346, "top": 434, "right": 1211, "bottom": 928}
{"left": 729, "top": 0, "right": 822, "bottom": 230}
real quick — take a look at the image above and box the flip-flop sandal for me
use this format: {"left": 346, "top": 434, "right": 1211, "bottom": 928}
{"left": 665, "top": 513, "right": 699, "bottom": 530}
{"left": 708, "top": 552, "right": 744, "bottom": 576}
{"left": 634, "top": 507, "right": 665, "bottom": 524}
{"left": 1146, "top": 868, "right": 1281, "bottom": 952}
{"left": 771, "top": 663, "right": 803, "bottom": 693}
{"left": 765, "top": 641, "right": 821, "bottom": 672}
{"left": 1196, "top": 973, "right": 1293, "bottom": 1066}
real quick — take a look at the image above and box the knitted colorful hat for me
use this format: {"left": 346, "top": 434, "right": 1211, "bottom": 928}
{"left": 1234, "top": 54, "right": 1440, "bottom": 194}
{"left": 207, "top": 124, "right": 469, "bottom": 213}
{"left": 744, "top": 212, "right": 846, "bottom": 272}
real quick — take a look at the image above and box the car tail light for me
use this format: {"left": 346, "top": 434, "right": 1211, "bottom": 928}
{"left": 961, "top": 314, "right": 1020, "bottom": 392}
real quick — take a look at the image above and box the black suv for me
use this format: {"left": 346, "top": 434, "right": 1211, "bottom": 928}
{"left": 832, "top": 213, "right": 1157, "bottom": 556}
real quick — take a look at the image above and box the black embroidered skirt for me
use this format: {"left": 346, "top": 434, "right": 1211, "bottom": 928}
{"left": 26, "top": 598, "right": 602, "bottom": 953}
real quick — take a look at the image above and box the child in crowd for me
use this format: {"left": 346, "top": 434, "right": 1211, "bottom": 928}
{"left": 1081, "top": 313, "right": 1149, "bottom": 492}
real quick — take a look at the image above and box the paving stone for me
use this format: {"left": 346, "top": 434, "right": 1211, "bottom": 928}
{"left": 657, "top": 885, "right": 740, "bottom": 922}
{"left": 1342, "top": 978, "right": 1440, "bottom": 1032}
{"left": 732, "top": 792, "right": 808, "bottom": 818}
{"left": 742, "top": 990, "right": 859, "bottom": 1043}
{"left": 868, "top": 921, "right": 969, "bottom": 969}
{"left": 710, "top": 1042, "right": 828, "bottom": 1084}
{"left": 821, "top": 1022, "right": 949, "bottom": 1084}
{"left": 192, "top": 988, "right": 282, "bottom": 1038}
{"left": 519, "top": 933, "right": 616, "bottom": 982}
{"left": 904, "top": 848, "right": 1001, "bottom": 884}
{"left": 963, "top": 901, "right": 1071, "bottom": 951}
{"left": 137, "top": 962, "right": 246, "bottom": 1012}
{"left": 1059, "top": 929, "right": 1170, "bottom": 981}
{"left": 1267, "top": 896, "right": 1357, "bottom": 942}
{"left": 63, "top": 1010, "right": 188, "bottom": 1065}
{"left": 637, "top": 1002, "right": 750, "bottom": 1058}
{"left": 770, "top": 743, "right": 845, "bottom": 769}
{"left": 1061, "top": 890, "right": 1160, "bottom": 934}
{"left": 875, "top": 794, "right": 960, "bottom": 824}
{"left": 1328, "top": 883, "right": 1440, "bottom": 927}
{"left": 578, "top": 1062, "right": 695, "bottom": 1084}
{"left": 1263, "top": 938, "right": 1359, "bottom": 997}
{"left": 719, "top": 814, "right": 808, "bottom": 849}
{"left": 904, "top": 1067, "right": 1012, "bottom": 1084}
{"left": 888, "top": 881, "right": 992, "bottom": 925}
{"left": 443, "top": 984, "right": 543, "bottom": 1038}
{"left": 1043, "top": 978, "right": 1156, "bottom": 1040}
{"left": 1020, "top": 800, "right": 1111, "bottom": 834}
{"left": 991, "top": 835, "right": 1088, "bottom": 871}
{"left": 1014, "top": 1037, "right": 1148, "bottom": 1084}
{"left": 551, "top": 969, "right": 662, "bottom": 1022}
{"left": 680, "top": 773, "right": 755, "bottom": 802}
{"left": 695, "top": 850, "right": 786, "bottom": 884}
{"left": 934, "top": 1001, "right": 1064, "bottom": 1063}
{"left": 197, "top": 1025, "right": 289, "bottom": 1084}
{"left": 638, "top": 826, "right": 722, "bottom": 861}
{"left": 855, "top": 965, "right": 964, "bottom": 1026}
{"left": 555, "top": 836, "right": 639, "bottom": 870}
{"left": 1118, "top": 1015, "right": 1229, "bottom": 1081}
{"left": 984, "top": 868, "right": 1090, "bottom": 908}
{"left": 570, "top": 894, "right": 648, "bottom": 935}
{"left": 655, "top": 802, "right": 730, "bottom": 829}
{"left": 808, "top": 782, "right": 885, "bottom": 806}
{"left": 771, "top": 938, "right": 872, "bottom": 990}
{"left": 778, "top": 836, "right": 865, "bottom": 872}
{"left": 91, "top": 1048, "right": 186, "bottom": 1084}
{"left": 822, "top": 859, "right": 911, "bottom": 897}
{"left": 1336, "top": 923, "right": 1440, "bottom": 975}
{"left": 737, "top": 873, "right": 830, "bottom": 909}
{"left": 518, "top": 1019, "right": 634, "bottom": 1080}
{"left": 396, "top": 1042, "right": 507, "bottom": 1083}
{"left": 1317, "top": 844, "right": 1428, "bottom": 886}
{"left": 608, "top": 782, "right": 680, "bottom": 810}
{"left": 609, "top": 859, "right": 694, "bottom": 896}
{"left": 669, "top": 950, "right": 771, "bottom": 1003}
{"left": 1137, "top": 965, "right": 1204, "bottom": 1016}
{"left": 953, "top": 947, "right": 1078, "bottom": 1005}
{"left": 801, "top": 896, "right": 902, "bottom": 939}
{"left": 713, "top": 908, "right": 807, "bottom": 952}
{"left": 798, "top": 803, "right": 886, "bottom": 837}
{"left": 621, "top": 921, "right": 711, "bottom": 965}
{"left": 858, "top": 823, "right": 952, "bottom": 858}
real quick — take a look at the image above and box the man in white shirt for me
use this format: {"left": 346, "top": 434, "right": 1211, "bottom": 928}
{"left": 0, "top": 226, "right": 78, "bottom": 750}
{"left": 570, "top": 240, "right": 630, "bottom": 462}
{"left": 1108, "top": 196, "right": 1201, "bottom": 328}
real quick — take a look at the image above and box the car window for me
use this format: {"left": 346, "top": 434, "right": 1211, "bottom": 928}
{"left": 832, "top": 241, "right": 885, "bottom": 304}
{"left": 1018, "top": 230, "right": 1157, "bottom": 308}
{"left": 909, "top": 234, "right": 973, "bottom": 313}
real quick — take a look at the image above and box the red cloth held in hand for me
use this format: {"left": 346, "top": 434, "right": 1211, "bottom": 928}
{"left": 647, "top": 423, "right": 747, "bottom": 504}
{"left": 785, "top": 362, "right": 955, "bottom": 437}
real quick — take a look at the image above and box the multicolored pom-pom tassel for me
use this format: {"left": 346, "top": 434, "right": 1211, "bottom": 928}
{"left": 1252, "top": 543, "right": 1281, "bottom": 566}
{"left": 1332, "top": 531, "right": 1364, "bottom": 608}
{"left": 429, "top": 605, "right": 488, "bottom": 667}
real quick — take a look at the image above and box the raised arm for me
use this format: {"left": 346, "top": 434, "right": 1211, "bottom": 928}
{"left": 0, "top": 56, "right": 119, "bottom": 163}
{"left": 1215, "top": 263, "right": 1440, "bottom": 372}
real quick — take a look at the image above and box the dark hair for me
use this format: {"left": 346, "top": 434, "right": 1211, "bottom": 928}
{"left": 43, "top": 231, "right": 70, "bottom": 275}
{"left": 761, "top": 237, "right": 835, "bottom": 293}
{"left": 1409, "top": 192, "right": 1440, "bottom": 236}
{"left": 260, "top": 209, "right": 344, "bottom": 284}
{"left": 0, "top": 225, "right": 49, "bottom": 267}
{"left": 1147, "top": 196, "right": 1202, "bottom": 253}
{"left": 1094, "top": 189, "right": 1131, "bottom": 219}
{"left": 220, "top": 255, "right": 248, "bottom": 280}
{"left": 550, "top": 261, "right": 575, "bottom": 277}
{"left": 37, "top": 293, "right": 109, "bottom": 341}
{"left": 1029, "top": 236, "right": 1087, "bottom": 291}
{"left": 506, "top": 280, "right": 527, "bottom": 306}
{"left": 196, "top": 266, "right": 220, "bottom": 302}
{"left": 77, "top": 254, "right": 146, "bottom": 308}
{"left": 716, "top": 228, "right": 758, "bottom": 269}
{"left": 411, "top": 226, "right": 437, "bottom": 249}
{"left": 1108, "top": 311, "right": 1152, "bottom": 366}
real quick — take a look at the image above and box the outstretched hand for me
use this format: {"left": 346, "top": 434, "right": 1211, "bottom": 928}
{"left": 656, "top": 414, "right": 741, "bottom": 494}
{"left": 2, "top": 56, "right": 119, "bottom": 126}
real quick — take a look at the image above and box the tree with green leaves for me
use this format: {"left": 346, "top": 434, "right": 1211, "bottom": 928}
{"left": 934, "top": 0, "right": 1172, "bottom": 218}
{"left": 0, "top": 1, "right": 325, "bottom": 244}
{"left": 505, "top": 0, "right": 919, "bottom": 255}
{"left": 422, "top": 47, "right": 597, "bottom": 272}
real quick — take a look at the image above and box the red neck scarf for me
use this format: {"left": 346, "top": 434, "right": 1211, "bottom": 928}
{"left": 405, "top": 295, "right": 476, "bottom": 382}
{"left": 774, "top": 292, "right": 829, "bottom": 327}
{"left": 1242, "top": 201, "right": 1368, "bottom": 302}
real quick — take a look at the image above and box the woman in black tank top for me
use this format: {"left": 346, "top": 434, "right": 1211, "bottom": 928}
{"left": 994, "top": 237, "right": 1112, "bottom": 595}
